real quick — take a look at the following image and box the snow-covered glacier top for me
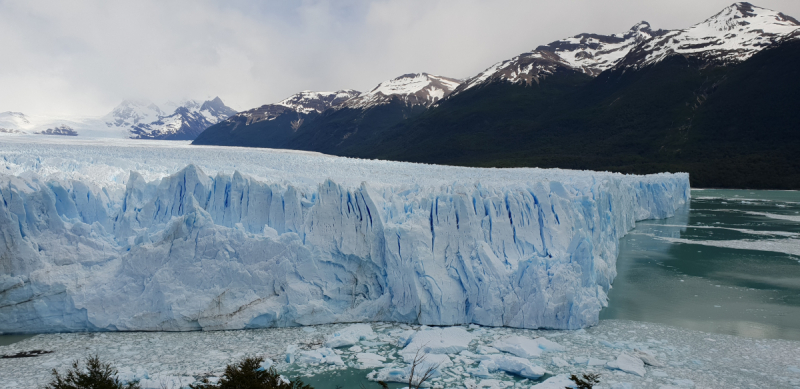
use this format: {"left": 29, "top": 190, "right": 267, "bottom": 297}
{"left": 0, "top": 136, "right": 689, "bottom": 333}
{"left": 0, "top": 135, "right": 677, "bottom": 192}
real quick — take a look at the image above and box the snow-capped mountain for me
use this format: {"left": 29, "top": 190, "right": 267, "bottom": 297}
{"left": 451, "top": 2, "right": 799, "bottom": 97}
{"left": 279, "top": 90, "right": 361, "bottom": 114}
{"left": 0, "top": 111, "right": 103, "bottom": 136}
{"left": 343, "top": 73, "right": 461, "bottom": 109}
{"left": 452, "top": 22, "right": 667, "bottom": 96}
{"left": 541, "top": 21, "right": 669, "bottom": 74}
{"left": 0, "top": 97, "right": 235, "bottom": 140}
{"left": 38, "top": 124, "right": 78, "bottom": 136}
{"left": 618, "top": 2, "right": 800, "bottom": 68}
{"left": 232, "top": 89, "right": 361, "bottom": 127}
{"left": 192, "top": 76, "right": 462, "bottom": 151}
{"left": 0, "top": 112, "right": 32, "bottom": 134}
{"left": 102, "top": 99, "right": 165, "bottom": 129}
{"left": 105, "top": 97, "right": 237, "bottom": 140}
{"left": 0, "top": 111, "right": 33, "bottom": 132}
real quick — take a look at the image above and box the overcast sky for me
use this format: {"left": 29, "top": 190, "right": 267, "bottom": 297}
{"left": 1, "top": 0, "right": 799, "bottom": 116}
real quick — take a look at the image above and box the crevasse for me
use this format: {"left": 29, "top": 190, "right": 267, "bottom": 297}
{"left": 0, "top": 145, "right": 688, "bottom": 333}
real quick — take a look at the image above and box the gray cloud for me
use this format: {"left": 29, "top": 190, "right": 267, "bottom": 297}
{"left": 1, "top": 0, "right": 799, "bottom": 115}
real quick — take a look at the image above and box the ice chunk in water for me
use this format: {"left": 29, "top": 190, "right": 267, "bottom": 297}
{"left": 356, "top": 352, "right": 386, "bottom": 369}
{"left": 492, "top": 335, "right": 564, "bottom": 358}
{"left": 470, "top": 354, "right": 546, "bottom": 379}
{"left": 607, "top": 352, "right": 646, "bottom": 377}
{"left": 401, "top": 327, "right": 474, "bottom": 358}
{"left": 530, "top": 374, "right": 577, "bottom": 388}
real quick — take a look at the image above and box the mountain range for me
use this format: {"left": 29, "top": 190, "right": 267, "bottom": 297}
{"left": 193, "top": 2, "right": 800, "bottom": 189}
{"left": 0, "top": 97, "right": 236, "bottom": 140}
{"left": 192, "top": 73, "right": 461, "bottom": 152}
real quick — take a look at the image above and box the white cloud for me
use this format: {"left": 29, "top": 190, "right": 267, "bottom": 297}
{"left": 0, "top": 0, "right": 798, "bottom": 116}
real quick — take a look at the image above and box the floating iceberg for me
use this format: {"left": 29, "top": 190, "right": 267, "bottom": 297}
{"left": 325, "top": 323, "right": 376, "bottom": 348}
{"left": 491, "top": 335, "right": 564, "bottom": 358}
{"left": 0, "top": 137, "right": 689, "bottom": 333}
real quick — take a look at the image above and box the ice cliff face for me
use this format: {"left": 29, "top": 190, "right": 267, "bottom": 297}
{"left": 0, "top": 138, "right": 689, "bottom": 333}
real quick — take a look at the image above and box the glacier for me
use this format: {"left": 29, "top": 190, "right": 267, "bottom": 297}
{"left": 0, "top": 136, "right": 689, "bottom": 333}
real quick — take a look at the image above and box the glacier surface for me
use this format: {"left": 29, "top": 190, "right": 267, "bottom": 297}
{"left": 0, "top": 135, "right": 689, "bottom": 333}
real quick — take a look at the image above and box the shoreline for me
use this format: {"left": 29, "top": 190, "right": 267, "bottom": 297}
{"left": 2, "top": 319, "right": 799, "bottom": 388}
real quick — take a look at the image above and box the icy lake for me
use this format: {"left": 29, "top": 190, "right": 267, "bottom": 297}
{"left": 602, "top": 189, "right": 800, "bottom": 341}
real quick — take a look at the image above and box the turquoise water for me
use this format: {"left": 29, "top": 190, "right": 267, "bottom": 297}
{"left": 0, "top": 334, "right": 34, "bottom": 347}
{"left": 296, "top": 369, "right": 407, "bottom": 389}
{"left": 601, "top": 189, "right": 800, "bottom": 340}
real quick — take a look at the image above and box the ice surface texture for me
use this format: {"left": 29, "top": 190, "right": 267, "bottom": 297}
{"left": 0, "top": 137, "right": 689, "bottom": 333}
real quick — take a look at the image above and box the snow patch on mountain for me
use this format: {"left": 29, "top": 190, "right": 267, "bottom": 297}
{"left": 278, "top": 90, "right": 361, "bottom": 114}
{"left": 343, "top": 73, "right": 462, "bottom": 109}
{"left": 548, "top": 21, "right": 668, "bottom": 74}
{"left": 230, "top": 90, "right": 361, "bottom": 127}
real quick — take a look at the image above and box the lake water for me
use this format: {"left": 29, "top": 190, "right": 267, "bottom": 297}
{"left": 601, "top": 189, "right": 800, "bottom": 340}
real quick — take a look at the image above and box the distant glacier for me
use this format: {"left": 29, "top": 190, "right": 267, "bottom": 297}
{"left": 0, "top": 136, "right": 689, "bottom": 333}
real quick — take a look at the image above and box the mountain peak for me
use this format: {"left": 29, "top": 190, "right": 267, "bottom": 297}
{"left": 200, "top": 97, "right": 236, "bottom": 117}
{"left": 277, "top": 90, "right": 361, "bottom": 114}
{"left": 343, "top": 73, "right": 461, "bottom": 109}
{"left": 616, "top": 2, "right": 800, "bottom": 69}
{"left": 703, "top": 2, "right": 799, "bottom": 27}
{"left": 628, "top": 21, "right": 651, "bottom": 32}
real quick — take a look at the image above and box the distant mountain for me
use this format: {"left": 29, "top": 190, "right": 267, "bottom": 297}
{"left": 343, "top": 73, "right": 461, "bottom": 108}
{"left": 0, "top": 112, "right": 32, "bottom": 133}
{"left": 0, "top": 111, "right": 99, "bottom": 137}
{"left": 278, "top": 90, "right": 362, "bottom": 114}
{"left": 193, "top": 90, "right": 361, "bottom": 147}
{"left": 38, "top": 124, "right": 78, "bottom": 136}
{"left": 0, "top": 97, "right": 235, "bottom": 140}
{"left": 226, "top": 90, "right": 360, "bottom": 130}
{"left": 106, "top": 97, "right": 237, "bottom": 140}
{"left": 193, "top": 73, "right": 461, "bottom": 152}
{"left": 102, "top": 99, "right": 165, "bottom": 129}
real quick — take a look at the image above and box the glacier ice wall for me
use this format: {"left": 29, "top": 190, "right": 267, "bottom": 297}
{"left": 0, "top": 137, "right": 689, "bottom": 333}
